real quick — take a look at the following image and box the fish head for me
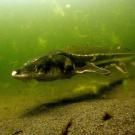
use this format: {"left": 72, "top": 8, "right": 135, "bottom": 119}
{"left": 11, "top": 56, "right": 63, "bottom": 81}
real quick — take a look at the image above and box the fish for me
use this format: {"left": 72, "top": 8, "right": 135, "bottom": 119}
{"left": 11, "top": 51, "right": 135, "bottom": 81}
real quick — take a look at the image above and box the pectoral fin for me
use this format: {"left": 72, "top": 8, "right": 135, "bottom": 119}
{"left": 75, "top": 63, "right": 111, "bottom": 75}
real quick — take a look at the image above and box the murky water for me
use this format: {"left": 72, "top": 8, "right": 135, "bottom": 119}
{"left": 0, "top": 0, "right": 135, "bottom": 119}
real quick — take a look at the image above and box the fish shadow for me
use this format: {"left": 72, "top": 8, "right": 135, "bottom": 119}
{"left": 22, "top": 78, "right": 124, "bottom": 117}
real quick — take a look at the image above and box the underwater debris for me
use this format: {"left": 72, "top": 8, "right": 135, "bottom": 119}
{"left": 62, "top": 119, "right": 72, "bottom": 135}
{"left": 12, "top": 130, "right": 23, "bottom": 135}
{"left": 102, "top": 112, "right": 112, "bottom": 121}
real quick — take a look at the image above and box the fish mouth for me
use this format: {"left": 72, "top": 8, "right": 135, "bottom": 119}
{"left": 11, "top": 70, "right": 31, "bottom": 80}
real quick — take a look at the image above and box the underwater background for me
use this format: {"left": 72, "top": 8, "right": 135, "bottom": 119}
{"left": 0, "top": 0, "right": 135, "bottom": 119}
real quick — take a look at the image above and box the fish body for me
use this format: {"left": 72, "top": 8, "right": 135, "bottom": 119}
{"left": 11, "top": 51, "right": 135, "bottom": 81}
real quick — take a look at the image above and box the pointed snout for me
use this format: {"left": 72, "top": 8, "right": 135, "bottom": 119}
{"left": 11, "top": 70, "right": 30, "bottom": 80}
{"left": 11, "top": 70, "right": 18, "bottom": 77}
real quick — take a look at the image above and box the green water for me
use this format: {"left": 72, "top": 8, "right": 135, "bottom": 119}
{"left": 0, "top": 0, "right": 135, "bottom": 119}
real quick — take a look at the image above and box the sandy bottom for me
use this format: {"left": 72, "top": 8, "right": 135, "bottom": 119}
{"left": 0, "top": 98, "right": 135, "bottom": 135}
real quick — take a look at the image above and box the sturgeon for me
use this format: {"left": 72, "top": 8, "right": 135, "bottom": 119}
{"left": 11, "top": 51, "right": 135, "bottom": 81}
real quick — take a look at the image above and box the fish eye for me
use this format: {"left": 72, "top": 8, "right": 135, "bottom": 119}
{"left": 36, "top": 64, "right": 48, "bottom": 73}
{"left": 36, "top": 67, "right": 43, "bottom": 73}
{"left": 34, "top": 65, "right": 38, "bottom": 72}
{"left": 35, "top": 64, "right": 43, "bottom": 72}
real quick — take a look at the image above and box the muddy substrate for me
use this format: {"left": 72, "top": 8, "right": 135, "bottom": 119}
{"left": 0, "top": 97, "right": 135, "bottom": 135}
